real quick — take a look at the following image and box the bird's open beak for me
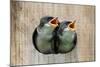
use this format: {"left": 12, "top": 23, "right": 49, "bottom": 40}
{"left": 68, "top": 20, "right": 76, "bottom": 31}
{"left": 49, "top": 17, "right": 59, "bottom": 28}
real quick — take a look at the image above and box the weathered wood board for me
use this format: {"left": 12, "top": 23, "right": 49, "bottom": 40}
{"left": 10, "top": 1, "right": 95, "bottom": 66}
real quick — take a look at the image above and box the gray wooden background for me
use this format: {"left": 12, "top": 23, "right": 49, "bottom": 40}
{"left": 10, "top": 1, "right": 95, "bottom": 66}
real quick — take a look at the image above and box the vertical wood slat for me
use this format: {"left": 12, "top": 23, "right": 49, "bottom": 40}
{"left": 10, "top": 1, "right": 95, "bottom": 66}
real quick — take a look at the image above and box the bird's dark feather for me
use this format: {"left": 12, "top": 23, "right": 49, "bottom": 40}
{"left": 73, "top": 32, "right": 77, "bottom": 46}
{"left": 52, "top": 26, "right": 60, "bottom": 54}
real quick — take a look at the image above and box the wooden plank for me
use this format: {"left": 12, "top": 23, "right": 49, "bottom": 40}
{"left": 10, "top": 1, "right": 95, "bottom": 66}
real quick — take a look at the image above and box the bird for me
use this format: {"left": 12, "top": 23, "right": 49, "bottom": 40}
{"left": 32, "top": 16, "right": 59, "bottom": 54}
{"left": 57, "top": 20, "right": 77, "bottom": 53}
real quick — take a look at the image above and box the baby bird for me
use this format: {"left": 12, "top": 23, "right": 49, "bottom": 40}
{"left": 32, "top": 16, "right": 59, "bottom": 54}
{"left": 57, "top": 20, "right": 77, "bottom": 53}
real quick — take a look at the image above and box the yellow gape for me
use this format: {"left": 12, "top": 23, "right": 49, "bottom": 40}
{"left": 49, "top": 17, "right": 59, "bottom": 28}
{"left": 68, "top": 20, "right": 76, "bottom": 31}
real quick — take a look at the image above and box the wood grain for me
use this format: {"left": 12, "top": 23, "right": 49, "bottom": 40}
{"left": 10, "top": 1, "right": 95, "bottom": 66}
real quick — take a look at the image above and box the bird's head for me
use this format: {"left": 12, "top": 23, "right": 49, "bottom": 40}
{"left": 39, "top": 16, "right": 59, "bottom": 29}
{"left": 58, "top": 20, "right": 76, "bottom": 34}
